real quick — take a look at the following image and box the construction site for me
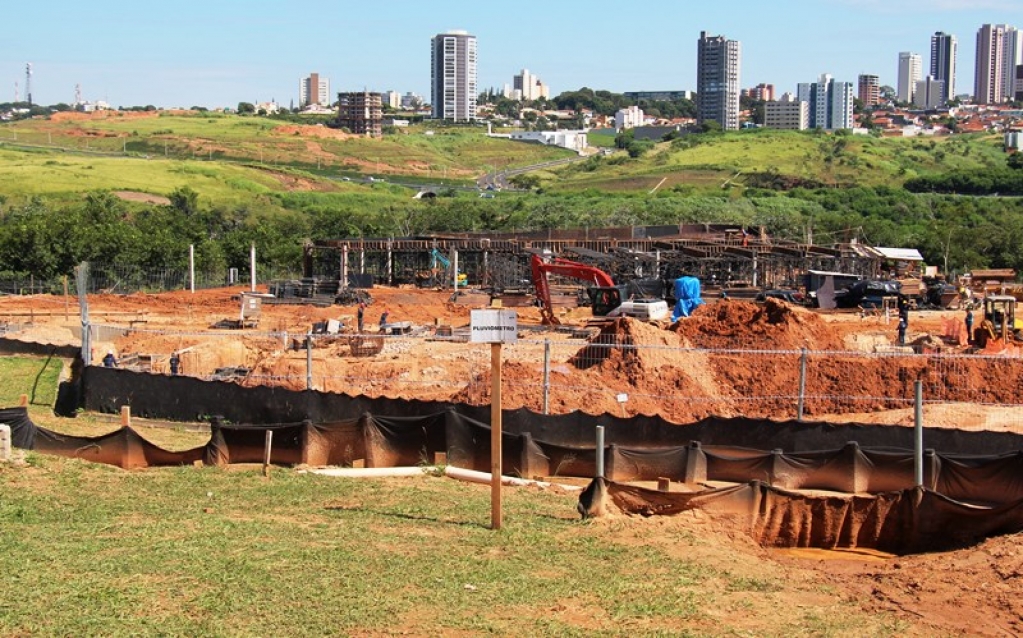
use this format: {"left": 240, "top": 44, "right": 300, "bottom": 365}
{"left": 4, "top": 223, "right": 1023, "bottom": 634}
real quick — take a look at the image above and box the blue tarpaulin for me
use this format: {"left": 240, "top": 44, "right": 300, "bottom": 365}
{"left": 672, "top": 277, "right": 704, "bottom": 321}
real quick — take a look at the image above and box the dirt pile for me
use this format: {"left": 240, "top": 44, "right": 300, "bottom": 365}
{"left": 671, "top": 299, "right": 845, "bottom": 351}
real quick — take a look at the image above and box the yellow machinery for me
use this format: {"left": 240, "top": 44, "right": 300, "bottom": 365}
{"left": 974, "top": 295, "right": 1023, "bottom": 353}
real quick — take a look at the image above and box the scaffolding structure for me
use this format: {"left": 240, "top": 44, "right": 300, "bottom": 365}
{"left": 302, "top": 224, "right": 882, "bottom": 297}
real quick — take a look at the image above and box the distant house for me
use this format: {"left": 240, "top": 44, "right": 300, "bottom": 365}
{"left": 509, "top": 130, "right": 588, "bottom": 152}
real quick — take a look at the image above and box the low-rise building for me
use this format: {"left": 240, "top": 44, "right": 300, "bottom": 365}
{"left": 509, "top": 130, "right": 588, "bottom": 153}
{"left": 615, "top": 105, "right": 644, "bottom": 131}
{"left": 764, "top": 98, "right": 808, "bottom": 130}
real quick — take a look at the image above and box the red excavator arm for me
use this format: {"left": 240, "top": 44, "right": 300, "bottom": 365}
{"left": 531, "top": 254, "right": 615, "bottom": 325}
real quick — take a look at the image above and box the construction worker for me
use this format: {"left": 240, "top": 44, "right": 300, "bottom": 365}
{"left": 379, "top": 309, "right": 389, "bottom": 331}
{"left": 965, "top": 307, "right": 974, "bottom": 343}
{"left": 357, "top": 302, "right": 366, "bottom": 333}
{"left": 897, "top": 317, "right": 907, "bottom": 346}
{"left": 102, "top": 352, "right": 117, "bottom": 368}
{"left": 169, "top": 352, "right": 181, "bottom": 376}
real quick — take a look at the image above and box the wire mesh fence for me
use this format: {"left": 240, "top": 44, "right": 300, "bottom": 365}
{"left": 0, "top": 263, "right": 302, "bottom": 296}
{"left": 82, "top": 324, "right": 1023, "bottom": 431}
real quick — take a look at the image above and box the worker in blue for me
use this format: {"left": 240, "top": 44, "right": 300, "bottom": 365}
{"left": 102, "top": 352, "right": 117, "bottom": 368}
{"left": 671, "top": 276, "right": 705, "bottom": 322}
{"left": 379, "top": 309, "right": 389, "bottom": 330}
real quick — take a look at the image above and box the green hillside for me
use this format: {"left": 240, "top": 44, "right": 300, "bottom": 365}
{"left": 1, "top": 113, "right": 1023, "bottom": 279}
{"left": 546, "top": 129, "right": 1009, "bottom": 194}
{"left": 0, "top": 111, "right": 572, "bottom": 188}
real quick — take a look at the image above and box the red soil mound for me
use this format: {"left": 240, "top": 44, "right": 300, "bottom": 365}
{"left": 671, "top": 299, "right": 845, "bottom": 351}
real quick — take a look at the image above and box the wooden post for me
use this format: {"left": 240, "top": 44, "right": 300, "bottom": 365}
{"left": 120, "top": 405, "right": 131, "bottom": 428}
{"left": 63, "top": 276, "right": 69, "bottom": 321}
{"left": 491, "top": 342, "right": 503, "bottom": 530}
{"left": 263, "top": 430, "right": 274, "bottom": 478}
{"left": 19, "top": 394, "right": 28, "bottom": 407}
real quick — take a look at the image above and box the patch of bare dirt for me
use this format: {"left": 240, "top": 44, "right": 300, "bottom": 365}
{"left": 272, "top": 125, "right": 351, "bottom": 141}
{"left": 113, "top": 191, "right": 171, "bottom": 205}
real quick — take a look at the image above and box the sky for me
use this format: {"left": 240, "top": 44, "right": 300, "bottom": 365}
{"left": 3, "top": 0, "right": 1023, "bottom": 109}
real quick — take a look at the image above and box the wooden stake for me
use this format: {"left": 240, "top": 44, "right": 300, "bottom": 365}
{"left": 263, "top": 430, "right": 274, "bottom": 478}
{"left": 63, "top": 276, "right": 69, "bottom": 321}
{"left": 19, "top": 394, "right": 28, "bottom": 407}
{"left": 120, "top": 405, "right": 131, "bottom": 428}
{"left": 491, "top": 342, "right": 503, "bottom": 530}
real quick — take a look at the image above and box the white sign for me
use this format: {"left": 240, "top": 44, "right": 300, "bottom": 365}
{"left": 616, "top": 393, "right": 629, "bottom": 403}
{"left": 470, "top": 309, "right": 518, "bottom": 344}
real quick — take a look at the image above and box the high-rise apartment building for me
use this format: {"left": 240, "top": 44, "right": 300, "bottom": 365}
{"left": 930, "top": 32, "right": 957, "bottom": 104}
{"left": 913, "top": 77, "right": 945, "bottom": 109}
{"left": 976, "top": 24, "right": 1021, "bottom": 104}
{"left": 897, "top": 52, "right": 922, "bottom": 104}
{"left": 430, "top": 30, "right": 478, "bottom": 121}
{"left": 797, "top": 74, "right": 854, "bottom": 130}
{"left": 337, "top": 91, "right": 383, "bottom": 137}
{"left": 858, "top": 74, "right": 881, "bottom": 107}
{"left": 382, "top": 90, "right": 400, "bottom": 110}
{"left": 1003, "top": 28, "right": 1023, "bottom": 101}
{"left": 696, "top": 31, "right": 741, "bottom": 130}
{"left": 508, "top": 69, "right": 549, "bottom": 101}
{"left": 743, "top": 83, "right": 775, "bottom": 101}
{"left": 300, "top": 73, "right": 330, "bottom": 108}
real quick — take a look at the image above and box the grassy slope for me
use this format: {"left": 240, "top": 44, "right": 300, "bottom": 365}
{"left": 0, "top": 113, "right": 572, "bottom": 184}
{"left": 547, "top": 129, "right": 1008, "bottom": 193}
{"left": 0, "top": 357, "right": 62, "bottom": 408}
{"left": 0, "top": 147, "right": 288, "bottom": 205}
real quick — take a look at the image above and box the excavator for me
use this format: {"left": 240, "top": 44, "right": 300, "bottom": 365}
{"left": 530, "top": 254, "right": 669, "bottom": 325}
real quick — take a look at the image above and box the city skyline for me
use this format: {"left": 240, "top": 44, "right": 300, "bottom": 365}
{"left": 3, "top": 0, "right": 1023, "bottom": 108}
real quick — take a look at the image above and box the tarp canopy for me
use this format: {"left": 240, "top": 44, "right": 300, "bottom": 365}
{"left": 873, "top": 247, "right": 924, "bottom": 261}
{"left": 671, "top": 276, "right": 704, "bottom": 321}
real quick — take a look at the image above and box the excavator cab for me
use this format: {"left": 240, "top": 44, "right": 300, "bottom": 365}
{"left": 588, "top": 286, "right": 625, "bottom": 317}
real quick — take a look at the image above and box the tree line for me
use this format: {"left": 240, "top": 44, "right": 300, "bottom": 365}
{"left": 2, "top": 182, "right": 1022, "bottom": 282}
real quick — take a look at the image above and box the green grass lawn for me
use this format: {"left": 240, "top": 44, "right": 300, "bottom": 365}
{"left": 0, "top": 354, "right": 907, "bottom": 635}
{"left": 0, "top": 456, "right": 907, "bottom": 636}
{"left": 0, "top": 356, "right": 62, "bottom": 409}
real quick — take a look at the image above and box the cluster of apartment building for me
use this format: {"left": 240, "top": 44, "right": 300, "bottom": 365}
{"left": 289, "top": 23, "right": 1023, "bottom": 140}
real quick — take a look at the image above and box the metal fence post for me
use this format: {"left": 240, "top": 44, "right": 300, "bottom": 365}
{"left": 595, "top": 425, "right": 605, "bottom": 479}
{"left": 914, "top": 380, "right": 924, "bottom": 487}
{"left": 306, "top": 334, "right": 313, "bottom": 391}
{"left": 797, "top": 347, "right": 807, "bottom": 422}
{"left": 543, "top": 338, "right": 551, "bottom": 415}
